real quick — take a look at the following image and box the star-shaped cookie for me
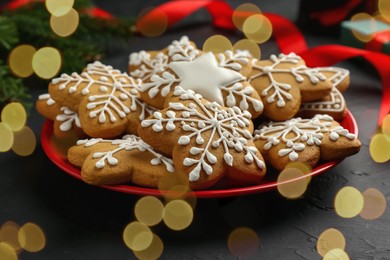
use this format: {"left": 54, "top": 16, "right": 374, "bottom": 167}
{"left": 138, "top": 86, "right": 266, "bottom": 190}
{"left": 129, "top": 36, "right": 264, "bottom": 118}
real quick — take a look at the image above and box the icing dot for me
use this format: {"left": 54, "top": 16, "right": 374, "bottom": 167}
{"left": 262, "top": 66, "right": 272, "bottom": 74}
{"left": 100, "top": 76, "right": 108, "bottom": 82}
{"left": 100, "top": 86, "right": 108, "bottom": 92}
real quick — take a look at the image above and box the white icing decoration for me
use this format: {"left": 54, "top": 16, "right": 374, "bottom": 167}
{"left": 52, "top": 61, "right": 155, "bottom": 124}
{"left": 56, "top": 107, "right": 81, "bottom": 131}
{"left": 129, "top": 51, "right": 169, "bottom": 80}
{"left": 77, "top": 135, "right": 174, "bottom": 172}
{"left": 167, "top": 36, "right": 199, "bottom": 61}
{"left": 141, "top": 86, "right": 265, "bottom": 182}
{"left": 300, "top": 67, "right": 349, "bottom": 113}
{"left": 249, "top": 53, "right": 326, "bottom": 107}
{"left": 38, "top": 93, "right": 56, "bottom": 106}
{"left": 254, "top": 114, "right": 356, "bottom": 161}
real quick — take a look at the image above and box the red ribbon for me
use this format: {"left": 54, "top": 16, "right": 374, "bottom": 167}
{"left": 140, "top": 0, "right": 390, "bottom": 125}
{"left": 310, "top": 0, "right": 363, "bottom": 26}
{"left": 365, "top": 30, "right": 390, "bottom": 52}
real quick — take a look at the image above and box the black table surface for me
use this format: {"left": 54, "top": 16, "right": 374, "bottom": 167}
{"left": 1, "top": 0, "right": 389, "bottom": 259}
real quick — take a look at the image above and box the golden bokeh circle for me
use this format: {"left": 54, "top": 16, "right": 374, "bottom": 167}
{"left": 123, "top": 222, "right": 153, "bottom": 251}
{"left": 227, "top": 227, "right": 260, "bottom": 257}
{"left": 137, "top": 7, "right": 168, "bottom": 37}
{"left": 316, "top": 228, "right": 346, "bottom": 257}
{"left": 0, "top": 242, "right": 17, "bottom": 260}
{"left": 50, "top": 8, "right": 79, "bottom": 37}
{"left": 277, "top": 167, "right": 309, "bottom": 199}
{"left": 203, "top": 35, "right": 233, "bottom": 54}
{"left": 0, "top": 123, "right": 14, "bottom": 152}
{"left": 32, "top": 47, "right": 62, "bottom": 79}
{"left": 11, "top": 126, "right": 36, "bottom": 156}
{"left": 232, "top": 3, "right": 262, "bottom": 31}
{"left": 335, "top": 186, "right": 364, "bottom": 218}
{"left": 1, "top": 102, "right": 27, "bottom": 132}
{"left": 378, "top": 0, "right": 390, "bottom": 22}
{"left": 323, "top": 248, "right": 350, "bottom": 260}
{"left": 381, "top": 114, "right": 390, "bottom": 141}
{"left": 134, "top": 196, "right": 164, "bottom": 226}
{"left": 360, "top": 188, "right": 387, "bottom": 220}
{"left": 163, "top": 200, "right": 193, "bottom": 231}
{"left": 285, "top": 161, "right": 313, "bottom": 183}
{"left": 243, "top": 14, "right": 273, "bottom": 44}
{"left": 46, "top": 0, "right": 74, "bottom": 17}
{"left": 369, "top": 133, "right": 390, "bottom": 163}
{"left": 8, "top": 45, "right": 36, "bottom": 78}
{"left": 133, "top": 234, "right": 164, "bottom": 260}
{"left": 350, "top": 13, "right": 376, "bottom": 43}
{"left": 233, "top": 39, "right": 261, "bottom": 60}
{"left": 0, "top": 221, "right": 21, "bottom": 252}
{"left": 18, "top": 222, "right": 46, "bottom": 253}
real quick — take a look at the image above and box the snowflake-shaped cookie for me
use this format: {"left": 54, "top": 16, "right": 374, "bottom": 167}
{"left": 49, "top": 61, "right": 156, "bottom": 138}
{"left": 248, "top": 53, "right": 333, "bottom": 121}
{"left": 68, "top": 134, "right": 175, "bottom": 187}
{"left": 300, "top": 67, "right": 349, "bottom": 121}
{"left": 129, "top": 36, "right": 264, "bottom": 118}
{"left": 253, "top": 114, "right": 361, "bottom": 171}
{"left": 138, "top": 86, "right": 266, "bottom": 190}
{"left": 36, "top": 93, "right": 85, "bottom": 138}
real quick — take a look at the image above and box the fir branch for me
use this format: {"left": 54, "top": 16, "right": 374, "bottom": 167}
{"left": 0, "top": 16, "right": 18, "bottom": 50}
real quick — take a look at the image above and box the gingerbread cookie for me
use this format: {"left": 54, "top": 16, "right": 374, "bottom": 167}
{"left": 48, "top": 61, "right": 156, "bottom": 138}
{"left": 129, "top": 36, "right": 264, "bottom": 118}
{"left": 36, "top": 93, "right": 85, "bottom": 138}
{"left": 138, "top": 86, "right": 266, "bottom": 190}
{"left": 253, "top": 114, "right": 361, "bottom": 171}
{"left": 300, "top": 67, "right": 349, "bottom": 120}
{"left": 248, "top": 53, "right": 333, "bottom": 121}
{"left": 68, "top": 135, "right": 175, "bottom": 187}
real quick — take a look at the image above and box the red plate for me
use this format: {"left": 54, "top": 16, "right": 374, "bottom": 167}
{"left": 41, "top": 110, "right": 358, "bottom": 198}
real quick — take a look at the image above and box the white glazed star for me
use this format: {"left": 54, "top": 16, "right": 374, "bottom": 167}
{"left": 168, "top": 52, "right": 244, "bottom": 105}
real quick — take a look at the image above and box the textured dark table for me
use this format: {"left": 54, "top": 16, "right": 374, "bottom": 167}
{"left": 1, "top": 1, "right": 389, "bottom": 259}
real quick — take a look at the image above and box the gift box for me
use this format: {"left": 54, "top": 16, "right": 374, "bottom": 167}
{"left": 341, "top": 19, "right": 390, "bottom": 55}
{"left": 297, "top": 0, "right": 376, "bottom": 35}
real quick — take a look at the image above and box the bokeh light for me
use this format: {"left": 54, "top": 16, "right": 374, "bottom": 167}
{"left": 1, "top": 102, "right": 27, "bottom": 131}
{"left": 277, "top": 167, "right": 309, "bottom": 199}
{"left": 323, "top": 248, "right": 350, "bottom": 260}
{"left": 8, "top": 45, "right": 36, "bottom": 78}
{"left": 227, "top": 227, "right": 260, "bottom": 257}
{"left": 163, "top": 200, "right": 193, "bottom": 231}
{"left": 243, "top": 14, "right": 272, "bottom": 44}
{"left": 162, "top": 184, "right": 197, "bottom": 209}
{"left": 369, "top": 133, "right": 390, "bottom": 163}
{"left": 133, "top": 234, "right": 164, "bottom": 260}
{"left": 18, "top": 222, "right": 46, "bottom": 253}
{"left": 360, "top": 188, "right": 387, "bottom": 220}
{"left": 203, "top": 35, "right": 233, "bottom": 54}
{"left": 0, "top": 221, "right": 22, "bottom": 252}
{"left": 285, "top": 161, "right": 313, "bottom": 183}
{"left": 232, "top": 3, "right": 262, "bottom": 32}
{"left": 11, "top": 126, "right": 36, "bottom": 156}
{"left": 335, "top": 186, "right": 364, "bottom": 218}
{"left": 134, "top": 196, "right": 164, "bottom": 226}
{"left": 50, "top": 8, "right": 79, "bottom": 37}
{"left": 382, "top": 114, "right": 390, "bottom": 141}
{"left": 0, "top": 242, "right": 17, "bottom": 260}
{"left": 123, "top": 222, "right": 153, "bottom": 251}
{"left": 316, "top": 228, "right": 346, "bottom": 257}
{"left": 32, "top": 47, "right": 62, "bottom": 79}
{"left": 233, "top": 39, "right": 261, "bottom": 60}
{"left": 46, "top": 0, "right": 74, "bottom": 17}
{"left": 0, "top": 123, "right": 14, "bottom": 152}
{"left": 378, "top": 0, "right": 390, "bottom": 22}
{"left": 136, "top": 7, "right": 168, "bottom": 37}
{"left": 350, "top": 13, "right": 376, "bottom": 43}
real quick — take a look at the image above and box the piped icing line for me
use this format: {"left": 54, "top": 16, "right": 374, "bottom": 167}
{"left": 253, "top": 114, "right": 356, "bottom": 161}
{"left": 141, "top": 86, "right": 265, "bottom": 182}
{"left": 137, "top": 36, "right": 263, "bottom": 114}
{"left": 129, "top": 51, "right": 169, "bottom": 80}
{"left": 76, "top": 135, "right": 175, "bottom": 172}
{"left": 51, "top": 61, "right": 155, "bottom": 124}
{"left": 249, "top": 53, "right": 326, "bottom": 107}
{"left": 56, "top": 107, "right": 81, "bottom": 132}
{"left": 38, "top": 93, "right": 56, "bottom": 106}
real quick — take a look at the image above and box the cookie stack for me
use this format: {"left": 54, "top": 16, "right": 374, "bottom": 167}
{"left": 37, "top": 36, "right": 361, "bottom": 190}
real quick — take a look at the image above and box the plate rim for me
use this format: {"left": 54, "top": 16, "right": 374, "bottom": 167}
{"left": 41, "top": 110, "right": 358, "bottom": 198}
